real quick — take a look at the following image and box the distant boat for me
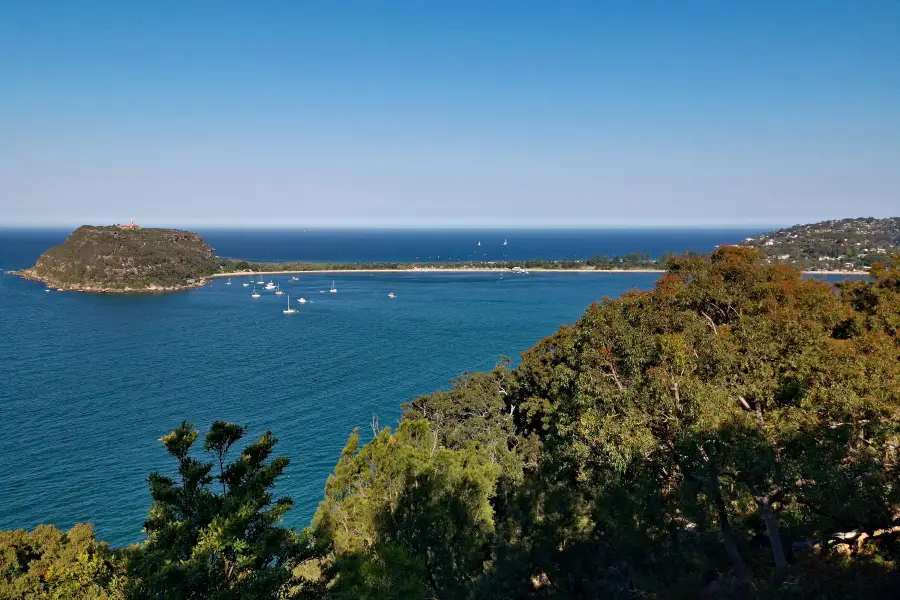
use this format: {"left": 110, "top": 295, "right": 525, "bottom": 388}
{"left": 283, "top": 295, "right": 297, "bottom": 314}
{"left": 256, "top": 279, "right": 264, "bottom": 285}
{"left": 264, "top": 280, "right": 276, "bottom": 291}
{"left": 226, "top": 278, "right": 232, "bottom": 285}
{"left": 330, "top": 280, "right": 337, "bottom": 293}
{"left": 44, "top": 289, "right": 50, "bottom": 292}
{"left": 275, "top": 284, "right": 284, "bottom": 295}
{"left": 503, "top": 238, "right": 508, "bottom": 246}
{"left": 477, "top": 241, "right": 481, "bottom": 246}
{"left": 319, "top": 290, "right": 325, "bottom": 294}
{"left": 56, "top": 288, "right": 64, "bottom": 292}
{"left": 388, "top": 292, "right": 396, "bottom": 299}
{"left": 290, "top": 276, "right": 299, "bottom": 281}
{"left": 242, "top": 282, "right": 249, "bottom": 287}
{"left": 297, "top": 297, "right": 307, "bottom": 304}
{"left": 251, "top": 285, "right": 261, "bottom": 299}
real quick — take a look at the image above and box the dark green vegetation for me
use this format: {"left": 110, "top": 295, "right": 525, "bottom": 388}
{"left": 3, "top": 249, "right": 899, "bottom": 598}
{"left": 743, "top": 217, "right": 899, "bottom": 271}
{"left": 18, "top": 226, "right": 220, "bottom": 291}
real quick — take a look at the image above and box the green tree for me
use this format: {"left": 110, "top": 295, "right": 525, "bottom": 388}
{"left": 0, "top": 523, "right": 125, "bottom": 599}
{"left": 126, "top": 421, "right": 300, "bottom": 599}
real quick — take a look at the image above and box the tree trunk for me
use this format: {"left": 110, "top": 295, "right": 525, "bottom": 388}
{"left": 757, "top": 495, "right": 788, "bottom": 569}
{"left": 709, "top": 474, "right": 751, "bottom": 584}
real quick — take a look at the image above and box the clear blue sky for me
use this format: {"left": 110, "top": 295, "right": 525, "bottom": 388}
{"left": 1, "top": 1, "right": 898, "bottom": 228}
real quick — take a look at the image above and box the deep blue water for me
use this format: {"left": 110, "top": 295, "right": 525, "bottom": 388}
{"left": 0, "top": 226, "right": 791, "bottom": 546}
{"left": 0, "top": 227, "right": 765, "bottom": 267}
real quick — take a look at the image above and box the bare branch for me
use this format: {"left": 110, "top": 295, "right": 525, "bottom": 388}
{"left": 701, "top": 311, "right": 718, "bottom": 336}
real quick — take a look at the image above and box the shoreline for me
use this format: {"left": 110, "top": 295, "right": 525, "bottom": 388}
{"left": 210, "top": 267, "right": 668, "bottom": 278}
{"left": 210, "top": 267, "right": 869, "bottom": 278}
{"left": 11, "top": 265, "right": 870, "bottom": 295}
{"left": 12, "top": 269, "right": 208, "bottom": 293}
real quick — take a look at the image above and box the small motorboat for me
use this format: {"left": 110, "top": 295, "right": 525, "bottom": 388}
{"left": 388, "top": 293, "right": 396, "bottom": 299}
{"left": 297, "top": 297, "right": 307, "bottom": 304}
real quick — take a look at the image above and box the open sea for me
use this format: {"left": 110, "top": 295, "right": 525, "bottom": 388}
{"left": 1, "top": 227, "right": 781, "bottom": 545}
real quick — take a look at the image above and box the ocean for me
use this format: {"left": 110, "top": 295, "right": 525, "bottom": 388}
{"left": 1, "top": 227, "right": 771, "bottom": 545}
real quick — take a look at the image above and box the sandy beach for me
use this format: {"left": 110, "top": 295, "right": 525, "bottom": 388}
{"left": 210, "top": 267, "right": 868, "bottom": 279}
{"left": 210, "top": 268, "right": 668, "bottom": 278}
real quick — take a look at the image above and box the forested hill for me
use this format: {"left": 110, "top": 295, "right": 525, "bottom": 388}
{"left": 742, "top": 216, "right": 899, "bottom": 271}
{"left": 16, "top": 225, "right": 221, "bottom": 291}
{"left": 3, "top": 248, "right": 898, "bottom": 599}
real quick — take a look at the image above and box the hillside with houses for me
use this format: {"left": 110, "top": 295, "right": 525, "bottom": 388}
{"left": 742, "top": 217, "right": 899, "bottom": 271}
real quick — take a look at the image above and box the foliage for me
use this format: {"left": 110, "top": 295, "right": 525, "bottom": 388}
{"left": 300, "top": 248, "right": 900, "bottom": 598}
{"left": 0, "top": 523, "right": 125, "bottom": 599}
{"left": 126, "top": 421, "right": 302, "bottom": 599}
{"left": 22, "top": 226, "right": 222, "bottom": 290}
{"left": 3, "top": 250, "right": 900, "bottom": 598}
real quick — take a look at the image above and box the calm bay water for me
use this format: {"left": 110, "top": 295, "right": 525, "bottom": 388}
{"left": 0, "top": 227, "right": 770, "bottom": 546}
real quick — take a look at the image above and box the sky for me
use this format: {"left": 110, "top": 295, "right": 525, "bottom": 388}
{"left": 1, "top": 1, "right": 898, "bottom": 228}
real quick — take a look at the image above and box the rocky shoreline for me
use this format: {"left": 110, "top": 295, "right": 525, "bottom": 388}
{"left": 12, "top": 269, "right": 208, "bottom": 293}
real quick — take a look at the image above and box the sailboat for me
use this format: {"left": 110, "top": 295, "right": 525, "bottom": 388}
{"left": 275, "top": 284, "right": 284, "bottom": 295}
{"left": 251, "top": 285, "right": 261, "bottom": 299}
{"left": 329, "top": 280, "right": 337, "bottom": 293}
{"left": 283, "top": 295, "right": 297, "bottom": 314}
{"left": 477, "top": 241, "right": 481, "bottom": 247}
{"left": 503, "top": 238, "right": 508, "bottom": 246}
{"left": 242, "top": 281, "right": 250, "bottom": 287}
{"left": 226, "top": 278, "right": 232, "bottom": 285}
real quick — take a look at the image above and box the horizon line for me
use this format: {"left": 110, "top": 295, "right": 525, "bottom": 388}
{"left": 1, "top": 220, "right": 800, "bottom": 231}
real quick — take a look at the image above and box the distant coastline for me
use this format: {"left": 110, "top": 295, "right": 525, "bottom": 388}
{"left": 210, "top": 265, "right": 868, "bottom": 278}
{"left": 211, "top": 266, "right": 668, "bottom": 277}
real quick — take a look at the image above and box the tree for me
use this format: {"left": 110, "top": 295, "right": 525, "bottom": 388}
{"left": 0, "top": 523, "right": 125, "bottom": 599}
{"left": 126, "top": 421, "right": 301, "bottom": 599}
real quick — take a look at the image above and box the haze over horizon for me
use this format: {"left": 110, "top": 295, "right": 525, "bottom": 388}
{"left": 1, "top": 1, "right": 898, "bottom": 228}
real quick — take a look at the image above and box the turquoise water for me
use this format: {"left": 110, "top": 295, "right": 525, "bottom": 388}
{"left": 0, "top": 264, "right": 663, "bottom": 545}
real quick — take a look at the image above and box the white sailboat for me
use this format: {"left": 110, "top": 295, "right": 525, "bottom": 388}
{"left": 477, "top": 241, "right": 481, "bottom": 246}
{"left": 251, "top": 285, "right": 261, "bottom": 299}
{"left": 226, "top": 278, "right": 232, "bottom": 285}
{"left": 329, "top": 280, "right": 337, "bottom": 293}
{"left": 275, "top": 284, "right": 284, "bottom": 295}
{"left": 503, "top": 238, "right": 508, "bottom": 246}
{"left": 242, "top": 281, "right": 250, "bottom": 287}
{"left": 283, "top": 295, "right": 297, "bottom": 314}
